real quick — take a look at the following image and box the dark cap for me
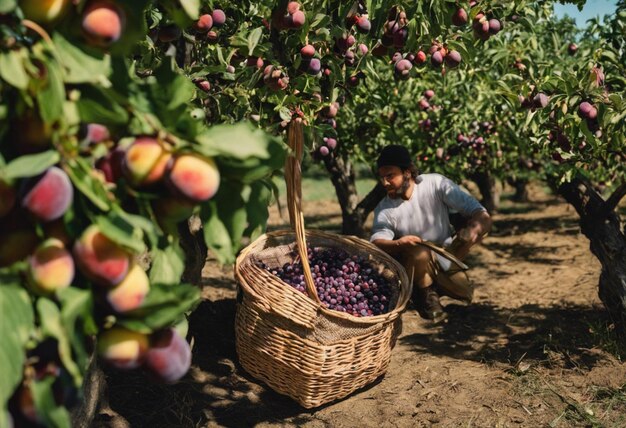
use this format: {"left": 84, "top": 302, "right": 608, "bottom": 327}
{"left": 376, "top": 144, "right": 412, "bottom": 169}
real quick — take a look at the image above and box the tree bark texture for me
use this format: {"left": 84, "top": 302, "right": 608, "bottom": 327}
{"left": 471, "top": 170, "right": 500, "bottom": 213}
{"left": 321, "top": 154, "right": 385, "bottom": 238}
{"left": 558, "top": 176, "right": 626, "bottom": 330}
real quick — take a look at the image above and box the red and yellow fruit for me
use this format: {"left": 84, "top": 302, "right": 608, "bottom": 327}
{"left": 105, "top": 263, "right": 150, "bottom": 313}
{"left": 122, "top": 137, "right": 172, "bottom": 187}
{"left": 21, "top": 166, "right": 74, "bottom": 222}
{"left": 27, "top": 239, "right": 75, "bottom": 295}
{"left": 73, "top": 224, "right": 131, "bottom": 287}
{"left": 81, "top": 0, "right": 126, "bottom": 47}
{"left": 19, "top": 0, "right": 71, "bottom": 26}
{"left": 97, "top": 327, "right": 149, "bottom": 370}
{"left": 166, "top": 154, "right": 220, "bottom": 202}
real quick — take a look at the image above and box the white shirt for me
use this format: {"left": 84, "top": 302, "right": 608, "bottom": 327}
{"left": 370, "top": 173, "right": 486, "bottom": 270}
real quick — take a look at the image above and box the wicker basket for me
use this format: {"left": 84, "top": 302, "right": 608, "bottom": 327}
{"left": 234, "top": 120, "right": 411, "bottom": 408}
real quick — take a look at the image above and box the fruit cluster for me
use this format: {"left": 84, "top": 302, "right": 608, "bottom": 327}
{"left": 258, "top": 246, "right": 394, "bottom": 317}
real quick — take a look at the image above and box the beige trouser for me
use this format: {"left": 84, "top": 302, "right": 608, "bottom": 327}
{"left": 399, "top": 244, "right": 474, "bottom": 303}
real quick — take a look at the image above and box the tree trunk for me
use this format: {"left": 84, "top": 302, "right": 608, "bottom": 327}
{"left": 507, "top": 177, "right": 529, "bottom": 202}
{"left": 471, "top": 170, "right": 500, "bottom": 213}
{"left": 178, "top": 215, "right": 208, "bottom": 285}
{"left": 558, "top": 176, "right": 626, "bottom": 330}
{"left": 321, "top": 154, "right": 384, "bottom": 238}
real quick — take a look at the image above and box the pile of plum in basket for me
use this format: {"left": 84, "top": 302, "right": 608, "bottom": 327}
{"left": 257, "top": 246, "right": 393, "bottom": 317}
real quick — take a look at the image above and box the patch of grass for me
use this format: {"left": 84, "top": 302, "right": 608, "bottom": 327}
{"left": 272, "top": 174, "right": 377, "bottom": 202}
{"left": 588, "top": 320, "right": 626, "bottom": 361}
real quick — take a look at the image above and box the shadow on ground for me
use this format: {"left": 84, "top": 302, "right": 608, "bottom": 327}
{"left": 101, "top": 298, "right": 611, "bottom": 428}
{"left": 401, "top": 302, "right": 611, "bottom": 370}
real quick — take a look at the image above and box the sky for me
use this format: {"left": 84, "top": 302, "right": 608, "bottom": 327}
{"left": 553, "top": 0, "right": 618, "bottom": 26}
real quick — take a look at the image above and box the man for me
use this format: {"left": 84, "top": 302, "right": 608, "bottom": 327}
{"left": 370, "top": 145, "right": 492, "bottom": 320}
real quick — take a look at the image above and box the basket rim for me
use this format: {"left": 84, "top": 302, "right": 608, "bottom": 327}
{"left": 235, "top": 228, "right": 411, "bottom": 325}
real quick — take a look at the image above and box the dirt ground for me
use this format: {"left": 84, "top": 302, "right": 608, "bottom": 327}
{"left": 99, "top": 183, "right": 626, "bottom": 428}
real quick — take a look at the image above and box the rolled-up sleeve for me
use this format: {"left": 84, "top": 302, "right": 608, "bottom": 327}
{"left": 440, "top": 176, "right": 486, "bottom": 216}
{"left": 370, "top": 209, "right": 395, "bottom": 242}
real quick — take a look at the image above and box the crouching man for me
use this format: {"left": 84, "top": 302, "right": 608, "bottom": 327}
{"left": 370, "top": 145, "right": 492, "bottom": 321}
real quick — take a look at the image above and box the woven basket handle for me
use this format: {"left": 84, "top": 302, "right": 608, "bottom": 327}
{"left": 285, "top": 119, "right": 321, "bottom": 304}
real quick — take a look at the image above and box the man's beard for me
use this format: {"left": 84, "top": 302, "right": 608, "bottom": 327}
{"left": 389, "top": 175, "right": 411, "bottom": 199}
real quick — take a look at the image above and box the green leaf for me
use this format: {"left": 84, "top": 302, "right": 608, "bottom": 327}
{"left": 213, "top": 181, "right": 247, "bottom": 253}
{"left": 95, "top": 213, "right": 146, "bottom": 254}
{"left": 0, "top": 0, "right": 16, "bottom": 14}
{"left": 244, "top": 180, "right": 272, "bottom": 241}
{"left": 76, "top": 85, "right": 129, "bottom": 125}
{"left": 196, "top": 123, "right": 275, "bottom": 159}
{"left": 65, "top": 158, "right": 111, "bottom": 212}
{"left": 0, "top": 283, "right": 33, "bottom": 425}
{"left": 201, "top": 201, "right": 234, "bottom": 264}
{"left": 178, "top": 0, "right": 199, "bottom": 19}
{"left": 37, "top": 298, "right": 82, "bottom": 388}
{"left": 36, "top": 60, "right": 66, "bottom": 123}
{"left": 52, "top": 33, "right": 110, "bottom": 84}
{"left": 150, "top": 59, "right": 195, "bottom": 113}
{"left": 0, "top": 48, "right": 29, "bottom": 89}
{"left": 150, "top": 245, "right": 185, "bottom": 285}
{"left": 30, "top": 376, "right": 71, "bottom": 428}
{"left": 117, "top": 283, "right": 200, "bottom": 333}
{"left": 3, "top": 151, "right": 60, "bottom": 181}
{"left": 57, "top": 287, "right": 95, "bottom": 383}
{"left": 247, "top": 27, "right": 264, "bottom": 56}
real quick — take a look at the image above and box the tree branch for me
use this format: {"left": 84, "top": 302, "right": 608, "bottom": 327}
{"left": 356, "top": 182, "right": 385, "bottom": 218}
{"left": 603, "top": 182, "right": 626, "bottom": 216}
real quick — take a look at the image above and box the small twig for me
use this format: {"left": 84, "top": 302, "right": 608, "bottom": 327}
{"left": 21, "top": 19, "right": 53, "bottom": 44}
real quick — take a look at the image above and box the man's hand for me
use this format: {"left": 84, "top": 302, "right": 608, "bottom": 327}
{"left": 396, "top": 235, "right": 423, "bottom": 248}
{"left": 372, "top": 235, "right": 422, "bottom": 257}
{"left": 452, "top": 210, "right": 492, "bottom": 259}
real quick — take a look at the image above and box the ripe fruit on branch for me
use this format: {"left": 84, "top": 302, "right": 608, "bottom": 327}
{"left": 394, "top": 59, "right": 412, "bottom": 79}
{"left": 414, "top": 50, "right": 427, "bottom": 64}
{"left": 105, "top": 263, "right": 150, "bottom": 313}
{"left": 195, "top": 79, "right": 211, "bottom": 92}
{"left": 444, "top": 50, "right": 462, "bottom": 68}
{"left": 195, "top": 14, "right": 213, "bottom": 32}
{"left": 211, "top": 9, "right": 226, "bottom": 27}
{"left": 568, "top": 42, "right": 578, "bottom": 55}
{"left": 488, "top": 19, "right": 501, "bottom": 35}
{"left": 166, "top": 154, "right": 220, "bottom": 202}
{"left": 300, "top": 44, "right": 315, "bottom": 58}
{"left": 305, "top": 58, "right": 321, "bottom": 75}
{"left": 578, "top": 101, "right": 598, "bottom": 120}
{"left": 323, "top": 137, "right": 337, "bottom": 150}
{"left": 122, "top": 137, "right": 172, "bottom": 187}
{"left": 431, "top": 51, "right": 443, "bottom": 67}
{"left": 423, "top": 89, "right": 435, "bottom": 99}
{"left": 452, "top": 8, "right": 468, "bottom": 26}
{"left": 356, "top": 16, "right": 371, "bottom": 33}
{"left": 144, "top": 329, "right": 192, "bottom": 383}
{"left": 73, "top": 224, "right": 131, "bottom": 287}
{"left": 81, "top": 0, "right": 126, "bottom": 47}
{"left": 21, "top": 166, "right": 73, "bottom": 222}
{"left": 532, "top": 93, "right": 549, "bottom": 109}
{"left": 97, "top": 327, "right": 149, "bottom": 370}
{"left": 19, "top": 0, "right": 70, "bottom": 26}
{"left": 27, "top": 239, "right": 75, "bottom": 295}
